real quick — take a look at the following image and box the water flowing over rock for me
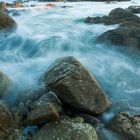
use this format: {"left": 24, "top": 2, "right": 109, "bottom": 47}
{"left": 0, "top": 11, "right": 17, "bottom": 31}
{"left": 32, "top": 117, "right": 98, "bottom": 140}
{"left": 108, "top": 112, "right": 140, "bottom": 140}
{"left": 42, "top": 56, "right": 110, "bottom": 115}
{"left": 85, "top": 8, "right": 140, "bottom": 25}
{"left": 0, "top": 71, "right": 12, "bottom": 97}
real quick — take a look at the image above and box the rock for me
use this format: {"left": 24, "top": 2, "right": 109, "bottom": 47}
{"left": 17, "top": 88, "right": 46, "bottom": 105}
{"left": 24, "top": 92, "right": 62, "bottom": 125}
{"left": 24, "top": 103, "right": 59, "bottom": 125}
{"left": 0, "top": 101, "right": 22, "bottom": 140}
{"left": 18, "top": 102, "right": 29, "bottom": 117}
{"left": 46, "top": 4, "right": 56, "bottom": 7}
{"left": 75, "top": 113, "right": 100, "bottom": 128}
{"left": 0, "top": 71, "right": 12, "bottom": 97}
{"left": 42, "top": 56, "right": 110, "bottom": 115}
{"left": 127, "top": 5, "right": 140, "bottom": 14}
{"left": 96, "top": 23, "right": 140, "bottom": 49}
{"left": 108, "top": 112, "right": 140, "bottom": 140}
{"left": 39, "top": 0, "right": 129, "bottom": 1}
{"left": 32, "top": 117, "right": 98, "bottom": 140}
{"left": 0, "top": 101, "right": 13, "bottom": 131}
{"left": 85, "top": 8, "right": 140, "bottom": 25}
{"left": 0, "top": 11, "right": 17, "bottom": 31}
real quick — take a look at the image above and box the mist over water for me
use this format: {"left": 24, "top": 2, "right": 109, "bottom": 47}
{"left": 1, "top": 2, "right": 140, "bottom": 137}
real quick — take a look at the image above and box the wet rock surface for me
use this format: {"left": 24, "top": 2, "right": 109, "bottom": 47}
{"left": 24, "top": 92, "right": 62, "bottom": 125}
{"left": 0, "top": 11, "right": 17, "bottom": 31}
{"left": 96, "top": 24, "right": 140, "bottom": 49}
{"left": 0, "top": 71, "right": 12, "bottom": 97}
{"left": 0, "top": 101, "right": 22, "bottom": 140}
{"left": 85, "top": 7, "right": 140, "bottom": 50}
{"left": 108, "top": 113, "right": 140, "bottom": 140}
{"left": 32, "top": 116, "right": 98, "bottom": 140}
{"left": 127, "top": 5, "right": 140, "bottom": 14}
{"left": 42, "top": 56, "right": 110, "bottom": 115}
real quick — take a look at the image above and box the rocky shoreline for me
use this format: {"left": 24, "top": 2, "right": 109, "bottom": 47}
{"left": 0, "top": 2, "right": 140, "bottom": 140}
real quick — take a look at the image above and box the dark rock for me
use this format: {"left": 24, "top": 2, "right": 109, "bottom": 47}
{"left": 85, "top": 8, "right": 140, "bottom": 25}
{"left": 0, "top": 71, "right": 12, "bottom": 97}
{"left": 42, "top": 56, "right": 110, "bottom": 115}
{"left": 108, "top": 112, "right": 140, "bottom": 140}
{"left": 0, "top": 101, "right": 13, "bottom": 131}
{"left": 18, "top": 102, "right": 29, "bottom": 117}
{"left": 96, "top": 23, "right": 140, "bottom": 49}
{"left": 75, "top": 113, "right": 100, "bottom": 127}
{"left": 17, "top": 88, "right": 46, "bottom": 104}
{"left": 0, "top": 11, "right": 17, "bottom": 31}
{"left": 127, "top": 5, "right": 140, "bottom": 14}
{"left": 32, "top": 117, "right": 98, "bottom": 140}
{"left": 0, "top": 101, "right": 22, "bottom": 140}
{"left": 24, "top": 92, "right": 62, "bottom": 125}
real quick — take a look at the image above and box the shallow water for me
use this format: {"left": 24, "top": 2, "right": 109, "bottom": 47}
{"left": 1, "top": 1, "right": 140, "bottom": 139}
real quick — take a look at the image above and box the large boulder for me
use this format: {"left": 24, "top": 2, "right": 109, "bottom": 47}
{"left": 32, "top": 117, "right": 98, "bottom": 140}
{"left": 0, "top": 11, "right": 17, "bottom": 31}
{"left": 0, "top": 71, "right": 12, "bottom": 97}
{"left": 96, "top": 22, "right": 140, "bottom": 49}
{"left": 85, "top": 8, "right": 140, "bottom": 25}
{"left": 24, "top": 92, "right": 62, "bottom": 125}
{"left": 108, "top": 113, "right": 140, "bottom": 140}
{"left": 42, "top": 56, "right": 110, "bottom": 115}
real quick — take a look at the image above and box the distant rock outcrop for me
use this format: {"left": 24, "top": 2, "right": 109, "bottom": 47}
{"left": 85, "top": 8, "right": 140, "bottom": 25}
{"left": 85, "top": 8, "right": 140, "bottom": 50}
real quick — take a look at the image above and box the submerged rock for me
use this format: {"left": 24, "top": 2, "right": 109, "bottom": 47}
{"left": 42, "top": 56, "right": 110, "bottom": 115}
{"left": 108, "top": 112, "right": 140, "bottom": 140}
{"left": 85, "top": 8, "right": 140, "bottom": 25}
{"left": 0, "top": 71, "right": 12, "bottom": 97}
{"left": 32, "top": 116, "right": 98, "bottom": 140}
{"left": 24, "top": 92, "right": 62, "bottom": 125}
{"left": 0, "top": 11, "right": 17, "bottom": 31}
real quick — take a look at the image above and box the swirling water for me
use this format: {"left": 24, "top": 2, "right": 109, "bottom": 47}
{"left": 1, "top": 1, "right": 140, "bottom": 139}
